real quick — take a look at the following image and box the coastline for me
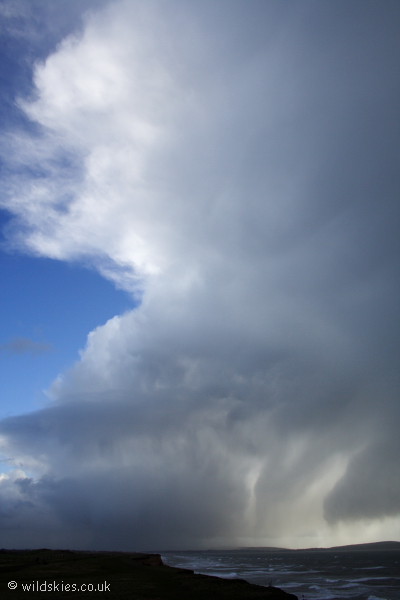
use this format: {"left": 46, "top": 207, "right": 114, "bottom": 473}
{"left": 162, "top": 545, "right": 400, "bottom": 600}
{"left": 0, "top": 549, "right": 298, "bottom": 599}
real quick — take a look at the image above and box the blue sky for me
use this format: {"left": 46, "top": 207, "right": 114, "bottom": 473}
{"left": 0, "top": 2, "right": 133, "bottom": 419}
{"left": 0, "top": 0, "right": 399, "bottom": 551}
{"left": 0, "top": 236, "right": 132, "bottom": 417}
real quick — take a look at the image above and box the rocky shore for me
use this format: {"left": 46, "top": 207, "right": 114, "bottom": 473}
{"left": 0, "top": 549, "right": 298, "bottom": 599}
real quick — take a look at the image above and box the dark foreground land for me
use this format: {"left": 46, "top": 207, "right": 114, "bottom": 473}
{"left": 0, "top": 549, "right": 298, "bottom": 600}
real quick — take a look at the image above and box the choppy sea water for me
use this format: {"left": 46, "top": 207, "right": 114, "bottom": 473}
{"left": 162, "top": 549, "right": 400, "bottom": 600}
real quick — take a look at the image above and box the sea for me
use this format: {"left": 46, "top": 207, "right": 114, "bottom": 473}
{"left": 162, "top": 548, "right": 400, "bottom": 600}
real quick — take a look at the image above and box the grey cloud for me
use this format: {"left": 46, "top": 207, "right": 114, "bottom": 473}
{"left": 0, "top": 0, "right": 399, "bottom": 549}
{"left": 0, "top": 337, "right": 52, "bottom": 355}
{"left": 0, "top": 397, "right": 254, "bottom": 549}
{"left": 325, "top": 435, "right": 400, "bottom": 523}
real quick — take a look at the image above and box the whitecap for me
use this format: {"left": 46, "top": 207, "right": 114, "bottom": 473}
{"left": 204, "top": 571, "right": 239, "bottom": 579}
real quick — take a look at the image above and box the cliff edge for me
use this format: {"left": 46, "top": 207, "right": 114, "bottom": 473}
{"left": 0, "top": 548, "right": 297, "bottom": 599}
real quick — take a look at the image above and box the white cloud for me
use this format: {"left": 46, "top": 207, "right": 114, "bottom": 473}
{"left": 0, "top": 0, "right": 399, "bottom": 549}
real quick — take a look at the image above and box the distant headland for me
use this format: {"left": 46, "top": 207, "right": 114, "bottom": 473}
{"left": 237, "top": 540, "right": 400, "bottom": 552}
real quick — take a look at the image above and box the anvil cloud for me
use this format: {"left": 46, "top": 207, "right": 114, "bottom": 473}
{"left": 0, "top": 0, "right": 399, "bottom": 550}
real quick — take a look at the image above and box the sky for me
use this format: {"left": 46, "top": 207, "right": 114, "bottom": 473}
{"left": 0, "top": 0, "right": 399, "bottom": 551}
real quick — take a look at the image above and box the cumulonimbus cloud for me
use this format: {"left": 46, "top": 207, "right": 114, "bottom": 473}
{"left": 0, "top": 0, "right": 399, "bottom": 549}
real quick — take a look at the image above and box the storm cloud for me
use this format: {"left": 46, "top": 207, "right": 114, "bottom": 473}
{"left": 0, "top": 0, "right": 399, "bottom": 549}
